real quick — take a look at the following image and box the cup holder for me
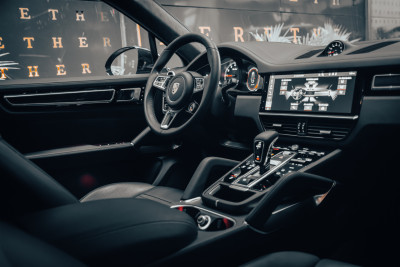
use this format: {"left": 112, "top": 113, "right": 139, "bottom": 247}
{"left": 172, "top": 205, "right": 235, "bottom": 231}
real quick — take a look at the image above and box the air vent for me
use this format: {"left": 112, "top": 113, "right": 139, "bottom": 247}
{"left": 263, "top": 121, "right": 298, "bottom": 136}
{"left": 261, "top": 117, "right": 353, "bottom": 140}
{"left": 348, "top": 41, "right": 398, "bottom": 55}
{"left": 372, "top": 74, "right": 400, "bottom": 91}
{"left": 307, "top": 123, "right": 351, "bottom": 140}
{"left": 295, "top": 49, "right": 324, "bottom": 59}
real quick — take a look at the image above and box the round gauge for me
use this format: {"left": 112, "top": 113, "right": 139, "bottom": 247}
{"left": 246, "top": 67, "right": 260, "bottom": 91}
{"left": 221, "top": 59, "right": 240, "bottom": 88}
{"left": 325, "top": 41, "right": 345, "bottom": 56}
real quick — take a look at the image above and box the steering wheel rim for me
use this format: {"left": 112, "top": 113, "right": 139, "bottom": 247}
{"left": 144, "top": 33, "right": 221, "bottom": 136}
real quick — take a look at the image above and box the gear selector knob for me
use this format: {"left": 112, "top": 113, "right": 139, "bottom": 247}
{"left": 254, "top": 131, "right": 279, "bottom": 175}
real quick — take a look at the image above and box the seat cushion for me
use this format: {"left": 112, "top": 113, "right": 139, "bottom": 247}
{"left": 20, "top": 198, "right": 198, "bottom": 266}
{"left": 241, "top": 251, "right": 360, "bottom": 267}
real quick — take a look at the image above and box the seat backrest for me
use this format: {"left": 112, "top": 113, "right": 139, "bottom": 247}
{"left": 0, "top": 138, "right": 77, "bottom": 218}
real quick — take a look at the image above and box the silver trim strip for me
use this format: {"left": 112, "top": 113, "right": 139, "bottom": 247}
{"left": 181, "top": 197, "right": 201, "bottom": 203}
{"left": 272, "top": 202, "right": 300, "bottom": 215}
{"left": 4, "top": 89, "right": 115, "bottom": 106}
{"left": 259, "top": 112, "right": 358, "bottom": 120}
{"left": 372, "top": 73, "right": 400, "bottom": 90}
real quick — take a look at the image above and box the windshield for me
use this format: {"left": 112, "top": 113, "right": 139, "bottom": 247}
{"left": 157, "top": 0, "right": 400, "bottom": 45}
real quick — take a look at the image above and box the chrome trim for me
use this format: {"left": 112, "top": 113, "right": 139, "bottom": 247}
{"left": 4, "top": 89, "right": 115, "bottom": 107}
{"left": 314, "top": 181, "right": 336, "bottom": 206}
{"left": 272, "top": 202, "right": 300, "bottom": 215}
{"left": 197, "top": 215, "right": 212, "bottom": 230}
{"left": 259, "top": 112, "right": 358, "bottom": 120}
{"left": 181, "top": 197, "right": 201, "bottom": 203}
{"left": 372, "top": 73, "right": 400, "bottom": 90}
{"left": 229, "top": 184, "right": 249, "bottom": 191}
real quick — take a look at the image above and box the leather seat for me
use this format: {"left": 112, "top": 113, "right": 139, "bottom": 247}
{"left": 241, "top": 251, "right": 360, "bottom": 267}
{"left": 80, "top": 182, "right": 184, "bottom": 205}
{"left": 0, "top": 221, "right": 86, "bottom": 267}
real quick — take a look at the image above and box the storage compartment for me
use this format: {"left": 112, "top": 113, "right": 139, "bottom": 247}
{"left": 212, "top": 184, "right": 255, "bottom": 202}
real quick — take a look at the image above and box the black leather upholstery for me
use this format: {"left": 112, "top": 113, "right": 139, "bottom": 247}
{"left": 20, "top": 198, "right": 197, "bottom": 266}
{"left": 80, "top": 182, "right": 155, "bottom": 202}
{"left": 80, "top": 182, "right": 184, "bottom": 205}
{"left": 0, "top": 138, "right": 77, "bottom": 216}
{"left": 241, "top": 251, "right": 361, "bottom": 267}
{"left": 0, "top": 221, "right": 86, "bottom": 267}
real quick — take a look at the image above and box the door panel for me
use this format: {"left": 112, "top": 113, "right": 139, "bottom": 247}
{"left": 0, "top": 0, "right": 159, "bottom": 196}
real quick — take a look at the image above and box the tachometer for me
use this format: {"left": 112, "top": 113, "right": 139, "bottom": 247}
{"left": 221, "top": 59, "right": 240, "bottom": 88}
{"left": 246, "top": 67, "right": 260, "bottom": 91}
{"left": 325, "top": 40, "right": 345, "bottom": 56}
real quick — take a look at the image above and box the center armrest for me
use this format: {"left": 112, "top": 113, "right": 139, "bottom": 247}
{"left": 19, "top": 198, "right": 197, "bottom": 266}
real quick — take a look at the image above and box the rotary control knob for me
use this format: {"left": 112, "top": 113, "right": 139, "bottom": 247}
{"left": 290, "top": 144, "right": 299, "bottom": 151}
{"left": 197, "top": 215, "right": 211, "bottom": 230}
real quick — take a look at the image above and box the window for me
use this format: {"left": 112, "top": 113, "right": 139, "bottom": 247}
{"left": 0, "top": 0, "right": 150, "bottom": 81}
{"left": 156, "top": 0, "right": 400, "bottom": 45}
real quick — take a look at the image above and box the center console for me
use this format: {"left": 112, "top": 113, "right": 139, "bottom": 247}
{"left": 174, "top": 70, "right": 361, "bottom": 233}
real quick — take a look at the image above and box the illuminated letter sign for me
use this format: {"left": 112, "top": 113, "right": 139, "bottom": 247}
{"left": 76, "top": 11, "right": 85, "bottom": 21}
{"left": 233, "top": 27, "right": 244, "bottom": 42}
{"left": 0, "top": 37, "right": 4, "bottom": 49}
{"left": 19, "top": 8, "right": 31, "bottom": 19}
{"left": 290, "top": 27, "right": 300, "bottom": 44}
{"left": 23, "top": 37, "right": 35, "bottom": 48}
{"left": 81, "top": 63, "right": 91, "bottom": 74}
{"left": 56, "top": 65, "right": 67, "bottom": 76}
{"left": 78, "top": 37, "right": 88, "bottom": 48}
{"left": 100, "top": 12, "right": 109, "bottom": 22}
{"left": 52, "top": 37, "right": 63, "bottom": 48}
{"left": 0, "top": 68, "right": 8, "bottom": 79}
{"left": 28, "top": 66, "right": 39, "bottom": 77}
{"left": 103, "top": 37, "right": 111, "bottom": 47}
{"left": 199, "top": 26, "right": 211, "bottom": 37}
{"left": 48, "top": 9, "right": 59, "bottom": 20}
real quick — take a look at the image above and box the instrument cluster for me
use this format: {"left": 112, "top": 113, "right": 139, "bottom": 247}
{"left": 195, "top": 56, "right": 263, "bottom": 93}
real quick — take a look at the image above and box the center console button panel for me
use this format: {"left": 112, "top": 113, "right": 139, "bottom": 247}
{"left": 202, "top": 143, "right": 330, "bottom": 213}
{"left": 224, "top": 144, "right": 326, "bottom": 192}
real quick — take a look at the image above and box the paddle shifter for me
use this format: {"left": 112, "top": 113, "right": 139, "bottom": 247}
{"left": 253, "top": 131, "right": 279, "bottom": 175}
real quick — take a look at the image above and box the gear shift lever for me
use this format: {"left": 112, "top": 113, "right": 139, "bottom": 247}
{"left": 254, "top": 131, "right": 279, "bottom": 175}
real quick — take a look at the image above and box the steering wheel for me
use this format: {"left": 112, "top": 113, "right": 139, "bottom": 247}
{"left": 144, "top": 33, "right": 221, "bottom": 136}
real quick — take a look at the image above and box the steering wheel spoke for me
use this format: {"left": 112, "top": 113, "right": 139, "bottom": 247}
{"left": 193, "top": 77, "right": 205, "bottom": 93}
{"left": 160, "top": 108, "right": 181, "bottom": 130}
{"left": 153, "top": 75, "right": 171, "bottom": 91}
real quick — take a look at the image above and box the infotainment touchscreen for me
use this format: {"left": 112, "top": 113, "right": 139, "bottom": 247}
{"left": 262, "top": 71, "right": 357, "bottom": 114}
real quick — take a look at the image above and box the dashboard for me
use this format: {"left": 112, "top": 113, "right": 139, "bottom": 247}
{"left": 188, "top": 38, "right": 400, "bottom": 145}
